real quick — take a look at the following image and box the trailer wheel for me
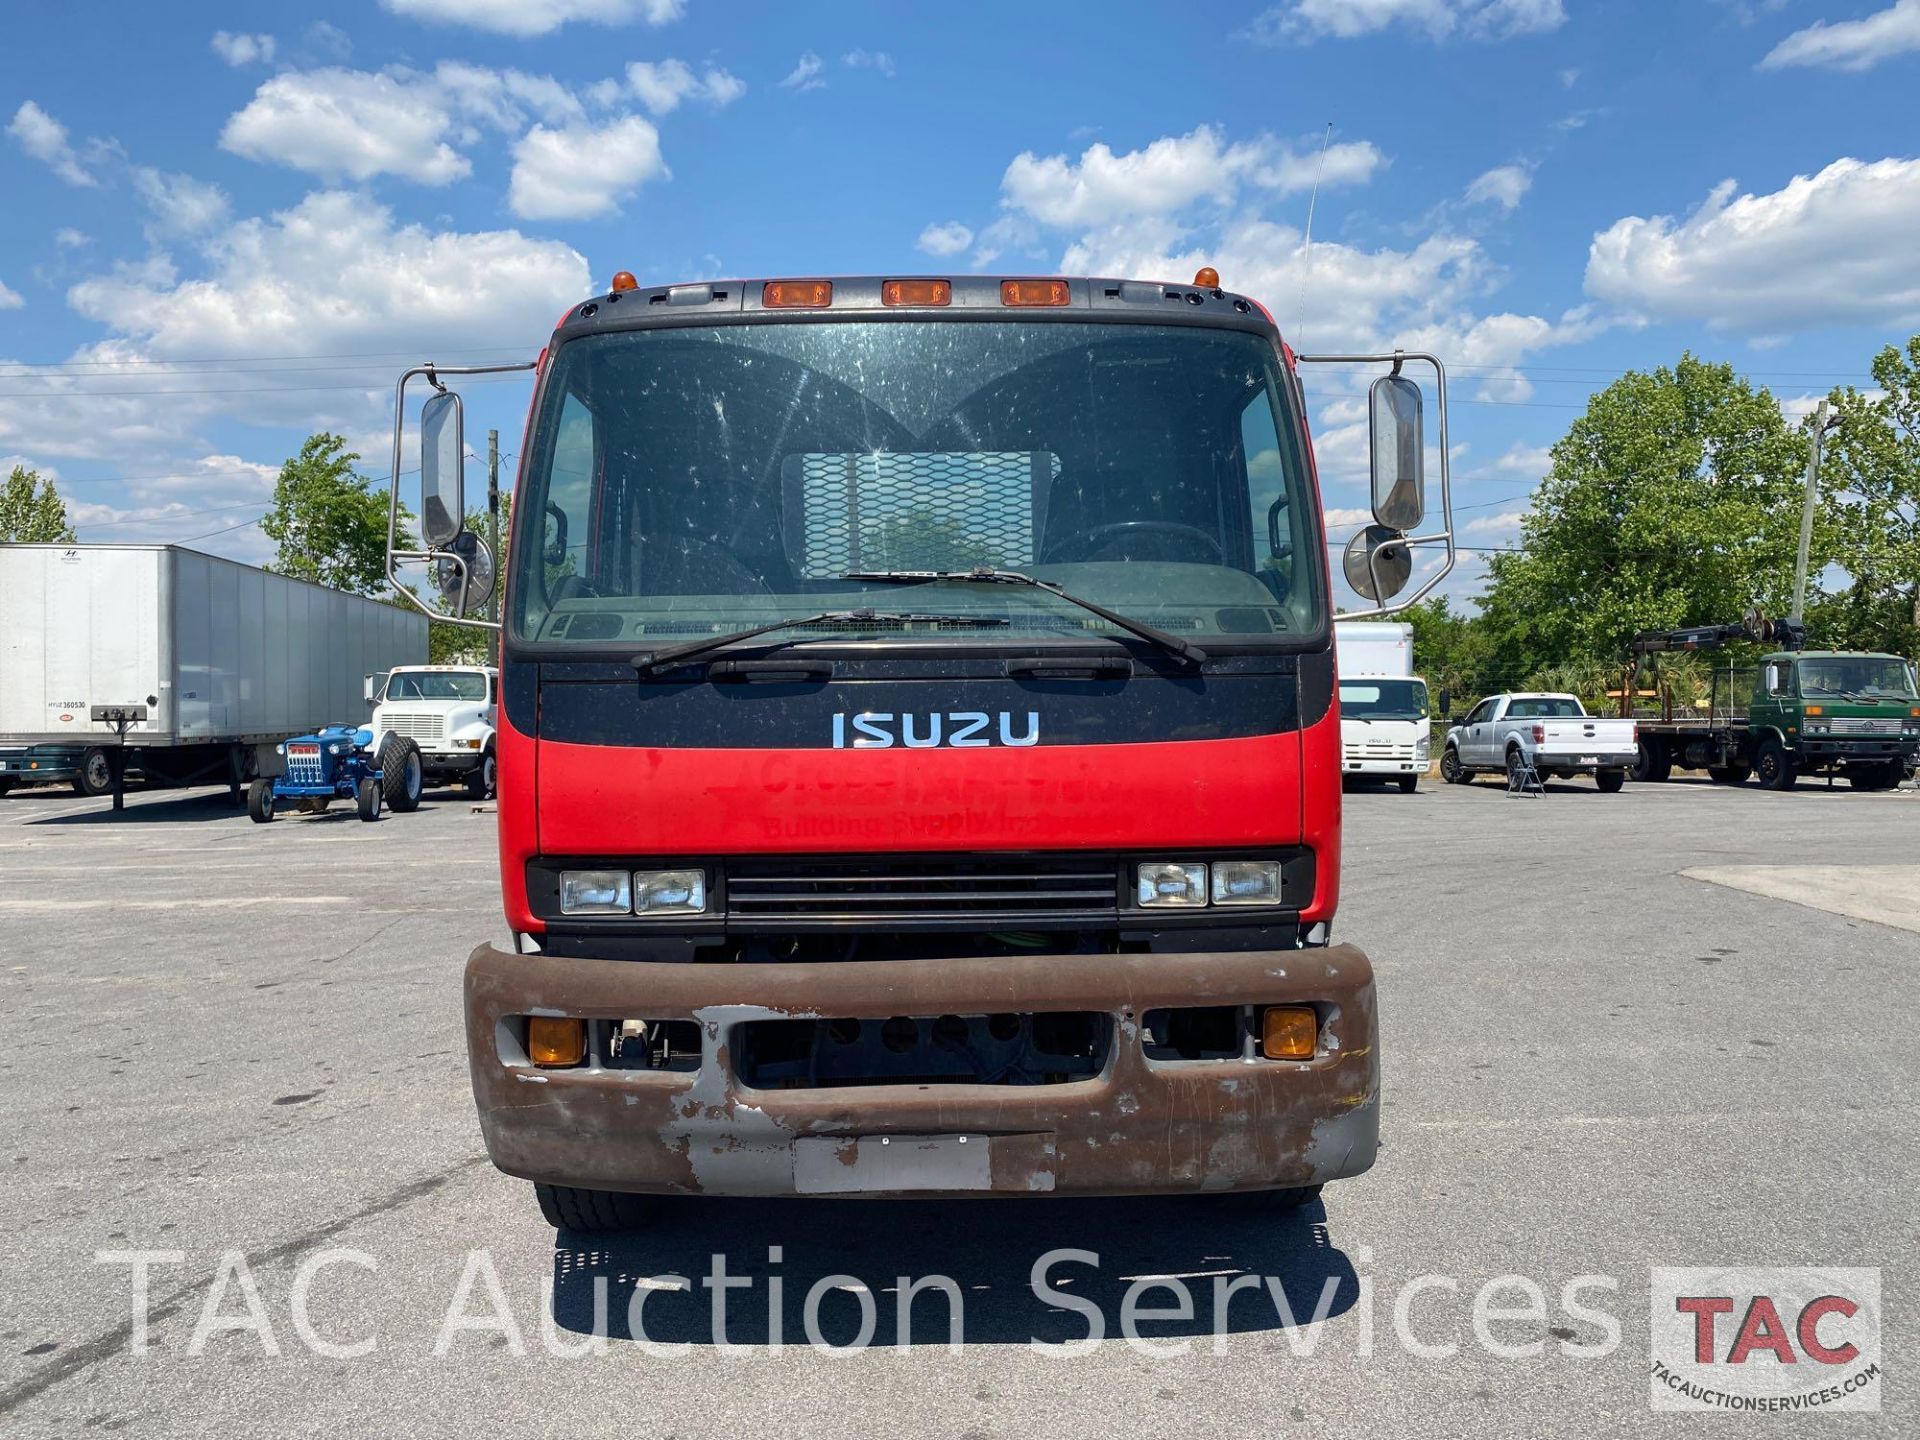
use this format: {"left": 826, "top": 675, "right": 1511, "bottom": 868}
{"left": 356, "top": 776, "right": 382, "bottom": 821}
{"left": 1707, "top": 764, "right": 1751, "bottom": 786}
{"left": 73, "top": 747, "right": 114, "bottom": 797}
{"left": 247, "top": 779, "right": 276, "bottom": 823}
{"left": 1439, "top": 745, "right": 1468, "bottom": 784}
{"left": 534, "top": 1183, "right": 646, "bottom": 1233}
{"left": 377, "top": 734, "right": 423, "bottom": 812}
{"left": 465, "top": 745, "right": 496, "bottom": 800}
{"left": 1756, "top": 737, "right": 1797, "bottom": 791}
{"left": 1594, "top": 768, "right": 1626, "bottom": 793}
{"left": 1631, "top": 739, "right": 1671, "bottom": 783}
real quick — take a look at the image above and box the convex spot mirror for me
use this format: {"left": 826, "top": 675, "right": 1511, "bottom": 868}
{"left": 419, "top": 390, "right": 466, "bottom": 549}
{"left": 1369, "top": 373, "right": 1425, "bottom": 533}
{"left": 1343, "top": 524, "right": 1412, "bottom": 602}
{"left": 434, "top": 530, "right": 496, "bottom": 616}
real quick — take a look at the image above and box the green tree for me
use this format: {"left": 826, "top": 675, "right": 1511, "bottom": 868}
{"left": 262, "top": 433, "right": 408, "bottom": 596}
{"left": 0, "top": 465, "right": 77, "bottom": 542}
{"left": 1477, "top": 355, "right": 1808, "bottom": 675}
{"left": 1808, "top": 335, "right": 1920, "bottom": 657}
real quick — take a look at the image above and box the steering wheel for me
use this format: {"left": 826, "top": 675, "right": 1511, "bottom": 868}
{"left": 1045, "top": 520, "right": 1227, "bottom": 565}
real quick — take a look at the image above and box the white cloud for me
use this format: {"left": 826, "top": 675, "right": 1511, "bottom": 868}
{"left": 780, "top": 52, "right": 827, "bottom": 91}
{"left": 0, "top": 279, "right": 22, "bottom": 310}
{"left": 1000, "top": 126, "right": 1383, "bottom": 230}
{"left": 54, "top": 228, "right": 89, "bottom": 249}
{"left": 626, "top": 59, "right": 746, "bottom": 114}
{"left": 132, "top": 169, "right": 231, "bottom": 238}
{"left": 1585, "top": 157, "right": 1920, "bottom": 331}
{"left": 1246, "top": 0, "right": 1566, "bottom": 43}
{"left": 510, "top": 116, "right": 666, "bottom": 219}
{"left": 1465, "top": 162, "right": 1532, "bottom": 211}
{"left": 1464, "top": 509, "right": 1527, "bottom": 534}
{"left": 379, "top": 0, "right": 684, "bottom": 37}
{"left": 1759, "top": 0, "right": 1920, "bottom": 71}
{"left": 220, "top": 69, "right": 473, "bottom": 184}
{"left": 211, "top": 31, "right": 275, "bottom": 66}
{"left": 917, "top": 221, "right": 974, "bottom": 257}
{"left": 843, "top": 48, "right": 897, "bottom": 77}
{"left": 7, "top": 100, "right": 99, "bottom": 187}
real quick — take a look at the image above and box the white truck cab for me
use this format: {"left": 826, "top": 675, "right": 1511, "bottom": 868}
{"left": 1334, "top": 621, "right": 1430, "bottom": 792}
{"left": 365, "top": 665, "right": 497, "bottom": 798}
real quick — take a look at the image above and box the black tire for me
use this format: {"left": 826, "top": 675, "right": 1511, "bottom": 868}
{"left": 377, "top": 734, "right": 423, "bottom": 812}
{"left": 73, "top": 747, "right": 113, "bottom": 797}
{"left": 1439, "top": 746, "right": 1468, "bottom": 784}
{"left": 1506, "top": 746, "right": 1526, "bottom": 784}
{"left": 465, "top": 746, "right": 496, "bottom": 800}
{"left": 356, "top": 776, "right": 382, "bottom": 821}
{"left": 1756, "top": 736, "right": 1797, "bottom": 791}
{"left": 534, "top": 1183, "right": 646, "bottom": 1233}
{"left": 1708, "top": 764, "right": 1751, "bottom": 786}
{"left": 1594, "top": 768, "right": 1626, "bottom": 793}
{"left": 247, "top": 779, "right": 276, "bottom": 823}
{"left": 1396, "top": 774, "right": 1418, "bottom": 793}
{"left": 1258, "top": 1184, "right": 1323, "bottom": 1210}
{"left": 0, "top": 778, "right": 15, "bottom": 797}
{"left": 1849, "top": 763, "right": 1902, "bottom": 792}
{"left": 1631, "top": 739, "right": 1671, "bottom": 783}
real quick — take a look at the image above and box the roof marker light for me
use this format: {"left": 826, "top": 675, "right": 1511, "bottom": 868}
{"left": 882, "top": 279, "right": 951, "bottom": 307}
{"left": 610, "top": 271, "right": 639, "bottom": 292}
{"left": 763, "top": 280, "right": 833, "bottom": 308}
{"left": 1001, "top": 279, "right": 1070, "bottom": 307}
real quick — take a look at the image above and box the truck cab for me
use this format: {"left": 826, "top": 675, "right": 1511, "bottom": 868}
{"left": 1748, "top": 651, "right": 1918, "bottom": 789}
{"left": 1334, "top": 620, "right": 1428, "bottom": 792}
{"left": 387, "top": 272, "right": 1454, "bottom": 1224}
{"left": 367, "top": 665, "right": 497, "bottom": 799}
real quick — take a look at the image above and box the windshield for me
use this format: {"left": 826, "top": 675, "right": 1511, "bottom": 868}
{"left": 1798, "top": 657, "right": 1918, "bottom": 698}
{"left": 385, "top": 671, "right": 488, "bottom": 701}
{"left": 1339, "top": 679, "right": 1429, "bottom": 720}
{"left": 510, "top": 320, "right": 1323, "bottom": 651}
{"left": 1506, "top": 697, "right": 1586, "bottom": 719}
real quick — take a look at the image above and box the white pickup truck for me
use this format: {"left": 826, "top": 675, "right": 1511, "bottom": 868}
{"left": 1439, "top": 693, "right": 1636, "bottom": 792}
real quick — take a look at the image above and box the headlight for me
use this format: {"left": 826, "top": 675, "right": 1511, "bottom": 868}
{"left": 559, "top": 870, "right": 632, "bottom": 915}
{"left": 329, "top": 743, "right": 344, "bottom": 755}
{"left": 1806, "top": 724, "right": 1828, "bottom": 735}
{"left": 1136, "top": 862, "right": 1208, "bottom": 908}
{"left": 634, "top": 869, "right": 707, "bottom": 914}
{"left": 1211, "top": 860, "right": 1282, "bottom": 906}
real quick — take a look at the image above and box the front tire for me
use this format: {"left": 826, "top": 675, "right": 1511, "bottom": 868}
{"left": 73, "top": 747, "right": 113, "bottom": 797}
{"left": 1594, "top": 768, "right": 1626, "bottom": 793}
{"left": 1397, "top": 774, "right": 1419, "bottom": 793}
{"left": 465, "top": 746, "right": 496, "bottom": 800}
{"left": 1756, "top": 736, "right": 1797, "bottom": 791}
{"left": 534, "top": 1183, "right": 646, "bottom": 1233}
{"left": 247, "top": 779, "right": 276, "bottom": 823}
{"left": 377, "top": 734, "right": 423, "bottom": 812}
{"left": 1849, "top": 762, "right": 1903, "bottom": 792}
{"left": 1440, "top": 746, "right": 1468, "bottom": 784}
{"left": 356, "top": 776, "right": 382, "bottom": 821}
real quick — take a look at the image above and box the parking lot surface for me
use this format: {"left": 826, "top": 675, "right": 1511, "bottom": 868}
{"left": 2, "top": 774, "right": 1914, "bottom": 1436}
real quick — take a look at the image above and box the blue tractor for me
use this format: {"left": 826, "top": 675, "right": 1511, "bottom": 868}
{"left": 247, "top": 726, "right": 417, "bottom": 823}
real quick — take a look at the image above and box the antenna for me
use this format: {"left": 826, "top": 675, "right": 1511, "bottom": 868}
{"left": 1301, "top": 121, "right": 1334, "bottom": 260}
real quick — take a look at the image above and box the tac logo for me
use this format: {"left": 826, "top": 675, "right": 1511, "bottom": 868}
{"left": 1649, "top": 1267, "right": 1881, "bottom": 1413}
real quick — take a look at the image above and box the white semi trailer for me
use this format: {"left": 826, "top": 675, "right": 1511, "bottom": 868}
{"left": 1333, "top": 620, "right": 1431, "bottom": 792}
{"left": 0, "top": 544, "right": 425, "bottom": 807}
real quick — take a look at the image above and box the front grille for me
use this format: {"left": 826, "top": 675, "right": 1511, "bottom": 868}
{"left": 1345, "top": 742, "right": 1416, "bottom": 759}
{"left": 285, "top": 744, "right": 325, "bottom": 786}
{"left": 382, "top": 711, "right": 444, "bottom": 743}
{"left": 725, "top": 855, "right": 1120, "bottom": 924}
{"left": 1829, "top": 716, "right": 1904, "bottom": 736}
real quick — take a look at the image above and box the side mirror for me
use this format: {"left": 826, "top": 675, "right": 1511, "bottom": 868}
{"left": 362, "top": 674, "right": 376, "bottom": 704}
{"left": 1342, "top": 524, "right": 1412, "bottom": 602}
{"left": 544, "top": 502, "right": 569, "bottom": 567}
{"left": 1369, "top": 373, "right": 1425, "bottom": 532}
{"left": 419, "top": 390, "right": 465, "bottom": 549}
{"left": 434, "top": 531, "right": 496, "bottom": 617}
{"left": 1436, "top": 687, "right": 1450, "bottom": 718}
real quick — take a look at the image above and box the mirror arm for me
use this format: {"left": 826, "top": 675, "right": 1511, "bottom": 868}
{"left": 1296, "top": 350, "right": 1455, "bottom": 620}
{"left": 386, "top": 360, "right": 538, "bottom": 632}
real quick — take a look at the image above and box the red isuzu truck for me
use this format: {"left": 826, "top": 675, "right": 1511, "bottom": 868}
{"left": 388, "top": 271, "right": 1452, "bottom": 1230}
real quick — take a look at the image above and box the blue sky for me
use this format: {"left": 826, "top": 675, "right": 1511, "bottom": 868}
{"left": 4, "top": 0, "right": 1918, "bottom": 607}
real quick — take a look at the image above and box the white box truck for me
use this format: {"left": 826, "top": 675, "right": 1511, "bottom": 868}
{"left": 1333, "top": 620, "right": 1431, "bottom": 792}
{"left": 0, "top": 544, "right": 426, "bottom": 803}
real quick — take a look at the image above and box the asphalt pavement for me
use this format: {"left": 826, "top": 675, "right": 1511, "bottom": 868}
{"left": 1, "top": 770, "right": 1914, "bottom": 1436}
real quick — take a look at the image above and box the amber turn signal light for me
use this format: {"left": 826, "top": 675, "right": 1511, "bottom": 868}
{"left": 882, "top": 279, "right": 951, "bottom": 307}
{"left": 528, "top": 1016, "right": 586, "bottom": 1067}
{"left": 1001, "top": 279, "right": 1070, "bottom": 307}
{"left": 610, "top": 270, "right": 639, "bottom": 292}
{"left": 1261, "top": 1006, "right": 1317, "bottom": 1060}
{"left": 763, "top": 280, "right": 833, "bottom": 308}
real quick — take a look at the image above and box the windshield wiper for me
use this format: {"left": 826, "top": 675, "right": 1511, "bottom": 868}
{"left": 841, "top": 567, "right": 1207, "bottom": 668}
{"left": 631, "top": 609, "right": 1007, "bottom": 675}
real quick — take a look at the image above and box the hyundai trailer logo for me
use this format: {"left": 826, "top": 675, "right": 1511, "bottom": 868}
{"left": 830, "top": 712, "right": 1040, "bottom": 748}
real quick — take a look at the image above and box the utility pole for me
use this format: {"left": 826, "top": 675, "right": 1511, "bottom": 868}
{"left": 1789, "top": 399, "right": 1829, "bottom": 626}
{"left": 483, "top": 432, "right": 499, "bottom": 629}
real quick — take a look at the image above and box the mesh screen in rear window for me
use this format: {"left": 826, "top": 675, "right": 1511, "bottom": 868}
{"left": 780, "top": 450, "right": 1059, "bottom": 578}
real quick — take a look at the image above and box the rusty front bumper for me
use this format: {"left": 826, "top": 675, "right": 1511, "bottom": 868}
{"left": 465, "top": 942, "right": 1380, "bottom": 1198}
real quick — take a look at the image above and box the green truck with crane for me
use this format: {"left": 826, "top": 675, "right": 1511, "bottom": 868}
{"left": 1624, "top": 611, "right": 1919, "bottom": 790}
